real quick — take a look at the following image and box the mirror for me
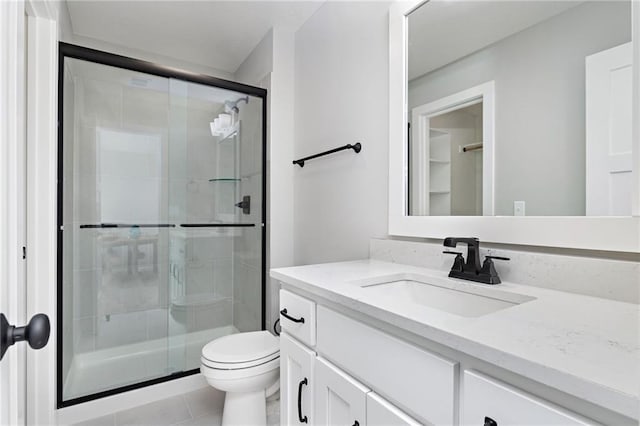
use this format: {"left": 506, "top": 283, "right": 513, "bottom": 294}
{"left": 407, "top": 1, "right": 633, "bottom": 217}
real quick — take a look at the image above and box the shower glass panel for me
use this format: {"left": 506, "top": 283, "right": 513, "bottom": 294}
{"left": 59, "top": 46, "right": 265, "bottom": 406}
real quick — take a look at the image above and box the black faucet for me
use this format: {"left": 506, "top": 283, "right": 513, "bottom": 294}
{"left": 443, "top": 237, "right": 509, "bottom": 284}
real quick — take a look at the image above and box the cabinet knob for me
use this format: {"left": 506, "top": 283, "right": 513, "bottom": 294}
{"left": 353, "top": 421, "right": 360, "bottom": 426}
{"left": 484, "top": 416, "right": 498, "bottom": 426}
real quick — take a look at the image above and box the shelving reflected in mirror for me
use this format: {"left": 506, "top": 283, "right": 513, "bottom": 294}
{"left": 407, "top": 0, "right": 633, "bottom": 216}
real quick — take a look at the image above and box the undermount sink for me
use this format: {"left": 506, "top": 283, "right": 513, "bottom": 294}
{"left": 354, "top": 274, "right": 535, "bottom": 318}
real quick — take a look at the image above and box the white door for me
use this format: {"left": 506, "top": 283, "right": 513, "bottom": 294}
{"left": 586, "top": 42, "right": 633, "bottom": 216}
{"left": 366, "top": 393, "right": 421, "bottom": 426}
{"left": 1, "top": 2, "right": 28, "bottom": 424}
{"left": 1, "top": 2, "right": 56, "bottom": 425}
{"left": 281, "top": 332, "right": 315, "bottom": 425}
{"left": 314, "top": 357, "right": 369, "bottom": 426}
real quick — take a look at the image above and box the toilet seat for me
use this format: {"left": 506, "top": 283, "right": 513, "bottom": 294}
{"left": 201, "top": 330, "right": 279, "bottom": 370}
{"left": 201, "top": 351, "right": 280, "bottom": 370}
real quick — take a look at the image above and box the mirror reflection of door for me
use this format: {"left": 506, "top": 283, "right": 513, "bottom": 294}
{"left": 409, "top": 81, "right": 494, "bottom": 217}
{"left": 407, "top": 0, "right": 632, "bottom": 217}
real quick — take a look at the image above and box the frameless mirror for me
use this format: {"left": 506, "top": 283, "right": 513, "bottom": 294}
{"left": 407, "top": 0, "right": 633, "bottom": 217}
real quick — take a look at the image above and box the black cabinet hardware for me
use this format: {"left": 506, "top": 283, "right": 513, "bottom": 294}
{"left": 297, "top": 378, "right": 308, "bottom": 423}
{"left": 280, "top": 308, "right": 305, "bottom": 324}
{"left": 1, "top": 313, "right": 50, "bottom": 361}
{"left": 353, "top": 421, "right": 360, "bottom": 426}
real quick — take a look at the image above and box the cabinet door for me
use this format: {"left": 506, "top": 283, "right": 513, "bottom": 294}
{"left": 281, "top": 332, "right": 315, "bottom": 425}
{"left": 462, "top": 370, "right": 593, "bottom": 425}
{"left": 314, "top": 357, "right": 369, "bottom": 426}
{"left": 367, "top": 393, "right": 421, "bottom": 426}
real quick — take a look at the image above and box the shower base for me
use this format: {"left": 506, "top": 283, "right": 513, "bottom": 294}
{"left": 63, "top": 324, "right": 238, "bottom": 402}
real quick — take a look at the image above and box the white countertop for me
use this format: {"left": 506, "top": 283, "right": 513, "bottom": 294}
{"left": 271, "top": 259, "right": 640, "bottom": 420}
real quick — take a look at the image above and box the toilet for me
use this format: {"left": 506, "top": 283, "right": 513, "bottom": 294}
{"left": 200, "top": 330, "right": 280, "bottom": 426}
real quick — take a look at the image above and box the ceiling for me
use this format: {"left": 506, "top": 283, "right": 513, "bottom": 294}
{"left": 66, "top": 1, "right": 324, "bottom": 75}
{"left": 408, "top": 1, "right": 582, "bottom": 80}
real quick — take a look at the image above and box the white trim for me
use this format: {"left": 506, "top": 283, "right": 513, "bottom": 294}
{"left": 411, "top": 81, "right": 495, "bottom": 216}
{"left": 633, "top": 1, "right": 640, "bottom": 215}
{"left": 0, "top": 1, "right": 27, "bottom": 424}
{"left": 389, "top": 0, "right": 640, "bottom": 252}
{"left": 25, "top": 12, "right": 58, "bottom": 426}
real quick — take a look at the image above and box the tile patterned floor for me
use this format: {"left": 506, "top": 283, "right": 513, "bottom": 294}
{"left": 72, "top": 387, "right": 280, "bottom": 426}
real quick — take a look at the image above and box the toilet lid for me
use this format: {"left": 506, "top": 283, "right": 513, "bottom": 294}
{"left": 201, "top": 330, "right": 279, "bottom": 364}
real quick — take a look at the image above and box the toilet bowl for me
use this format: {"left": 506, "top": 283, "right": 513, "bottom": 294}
{"left": 200, "top": 330, "right": 280, "bottom": 426}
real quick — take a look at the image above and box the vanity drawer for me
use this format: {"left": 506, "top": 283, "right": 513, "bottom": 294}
{"left": 316, "top": 306, "right": 458, "bottom": 425}
{"left": 462, "top": 370, "right": 593, "bottom": 425}
{"left": 280, "top": 289, "right": 316, "bottom": 346}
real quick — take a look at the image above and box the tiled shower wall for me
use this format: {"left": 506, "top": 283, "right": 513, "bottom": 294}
{"left": 233, "top": 95, "right": 264, "bottom": 332}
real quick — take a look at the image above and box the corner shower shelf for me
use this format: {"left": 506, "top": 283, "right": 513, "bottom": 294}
{"left": 216, "top": 122, "right": 239, "bottom": 143}
{"left": 208, "top": 178, "right": 241, "bottom": 182}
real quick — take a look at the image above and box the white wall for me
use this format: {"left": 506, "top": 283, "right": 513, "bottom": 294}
{"left": 235, "top": 27, "right": 296, "bottom": 331}
{"left": 291, "top": 1, "right": 635, "bottom": 267}
{"left": 408, "top": 1, "right": 631, "bottom": 216}
{"left": 293, "top": 1, "right": 391, "bottom": 265}
{"left": 56, "top": 1, "right": 233, "bottom": 81}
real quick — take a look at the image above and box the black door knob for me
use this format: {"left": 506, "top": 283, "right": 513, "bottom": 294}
{"left": 0, "top": 313, "right": 51, "bottom": 361}
{"left": 484, "top": 416, "right": 498, "bottom": 426}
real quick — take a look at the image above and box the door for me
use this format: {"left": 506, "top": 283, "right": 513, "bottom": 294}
{"left": 586, "top": 42, "right": 633, "bottom": 216}
{"left": 314, "top": 357, "right": 369, "bottom": 426}
{"left": 1, "top": 2, "right": 56, "bottom": 425}
{"left": 0, "top": 2, "right": 28, "bottom": 425}
{"left": 281, "top": 332, "right": 315, "bottom": 425}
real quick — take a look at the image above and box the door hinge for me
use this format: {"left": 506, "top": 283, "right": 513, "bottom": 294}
{"left": 22, "top": 246, "right": 26, "bottom": 260}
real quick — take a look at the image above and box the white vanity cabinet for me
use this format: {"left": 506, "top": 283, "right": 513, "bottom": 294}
{"left": 279, "top": 288, "right": 599, "bottom": 426}
{"left": 461, "top": 370, "right": 592, "bottom": 426}
{"left": 281, "top": 332, "right": 315, "bottom": 425}
{"left": 279, "top": 290, "right": 422, "bottom": 426}
{"left": 314, "top": 357, "right": 369, "bottom": 426}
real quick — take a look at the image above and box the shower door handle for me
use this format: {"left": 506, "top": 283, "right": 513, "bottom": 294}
{"left": 0, "top": 313, "right": 50, "bottom": 361}
{"left": 235, "top": 195, "right": 251, "bottom": 215}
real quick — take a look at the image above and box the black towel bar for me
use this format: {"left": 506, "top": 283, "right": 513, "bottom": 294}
{"left": 293, "top": 143, "right": 361, "bottom": 167}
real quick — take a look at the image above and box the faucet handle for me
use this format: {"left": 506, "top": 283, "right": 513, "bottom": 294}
{"left": 443, "top": 251, "right": 464, "bottom": 272}
{"left": 480, "top": 255, "right": 509, "bottom": 284}
{"left": 485, "top": 255, "right": 510, "bottom": 261}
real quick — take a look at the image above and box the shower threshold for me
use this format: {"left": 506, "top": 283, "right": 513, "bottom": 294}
{"left": 62, "top": 325, "right": 238, "bottom": 402}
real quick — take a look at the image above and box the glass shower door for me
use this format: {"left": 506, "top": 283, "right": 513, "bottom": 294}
{"left": 60, "top": 57, "right": 173, "bottom": 402}
{"left": 166, "top": 78, "right": 264, "bottom": 373}
{"left": 59, "top": 45, "right": 265, "bottom": 406}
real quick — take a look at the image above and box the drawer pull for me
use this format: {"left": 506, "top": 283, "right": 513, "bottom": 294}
{"left": 281, "top": 308, "right": 305, "bottom": 324}
{"left": 297, "top": 378, "right": 308, "bottom": 423}
{"left": 353, "top": 421, "right": 360, "bottom": 426}
{"left": 484, "top": 416, "right": 498, "bottom": 426}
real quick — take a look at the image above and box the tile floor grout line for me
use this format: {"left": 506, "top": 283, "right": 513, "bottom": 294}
{"left": 181, "top": 394, "right": 194, "bottom": 422}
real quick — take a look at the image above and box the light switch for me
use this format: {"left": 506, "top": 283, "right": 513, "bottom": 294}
{"left": 514, "top": 201, "right": 525, "bottom": 216}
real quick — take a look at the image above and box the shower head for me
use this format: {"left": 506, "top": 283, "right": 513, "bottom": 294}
{"left": 224, "top": 96, "right": 249, "bottom": 113}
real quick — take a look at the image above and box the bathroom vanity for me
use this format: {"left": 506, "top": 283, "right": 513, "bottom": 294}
{"left": 272, "top": 260, "right": 639, "bottom": 426}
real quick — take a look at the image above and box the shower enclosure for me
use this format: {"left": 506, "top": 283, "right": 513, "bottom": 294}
{"left": 57, "top": 43, "right": 266, "bottom": 407}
